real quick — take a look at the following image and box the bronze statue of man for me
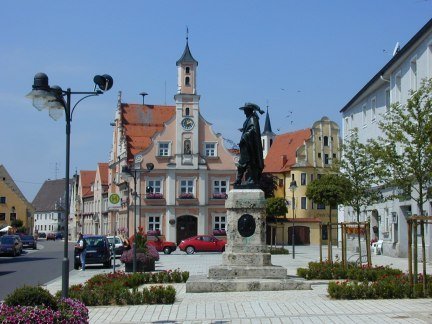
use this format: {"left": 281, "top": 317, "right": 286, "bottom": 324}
{"left": 233, "top": 103, "right": 265, "bottom": 187}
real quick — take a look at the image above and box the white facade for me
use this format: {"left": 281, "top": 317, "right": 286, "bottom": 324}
{"left": 34, "top": 211, "right": 63, "bottom": 234}
{"left": 340, "top": 19, "right": 432, "bottom": 258}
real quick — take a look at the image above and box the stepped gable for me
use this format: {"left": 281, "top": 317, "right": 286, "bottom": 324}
{"left": 121, "top": 103, "right": 175, "bottom": 161}
{"left": 263, "top": 128, "right": 311, "bottom": 173}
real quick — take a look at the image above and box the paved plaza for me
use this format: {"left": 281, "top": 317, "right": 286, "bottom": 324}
{"left": 44, "top": 245, "right": 432, "bottom": 323}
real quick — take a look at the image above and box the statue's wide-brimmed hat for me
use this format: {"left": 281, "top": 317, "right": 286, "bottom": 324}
{"left": 239, "top": 102, "right": 264, "bottom": 114}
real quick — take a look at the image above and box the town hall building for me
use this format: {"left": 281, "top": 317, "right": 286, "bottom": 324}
{"left": 108, "top": 39, "right": 237, "bottom": 244}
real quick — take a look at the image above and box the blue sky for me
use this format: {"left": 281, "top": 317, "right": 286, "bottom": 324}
{"left": 1, "top": 1, "right": 430, "bottom": 201}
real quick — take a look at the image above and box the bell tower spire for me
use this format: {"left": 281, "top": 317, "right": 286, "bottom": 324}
{"left": 261, "top": 105, "right": 276, "bottom": 158}
{"left": 174, "top": 32, "right": 201, "bottom": 168}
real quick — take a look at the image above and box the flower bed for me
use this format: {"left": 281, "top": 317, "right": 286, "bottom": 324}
{"left": 1, "top": 286, "right": 88, "bottom": 323}
{"left": 178, "top": 193, "right": 194, "bottom": 199}
{"left": 60, "top": 270, "right": 189, "bottom": 306}
{"left": 328, "top": 274, "right": 432, "bottom": 299}
{"left": 212, "top": 229, "right": 226, "bottom": 236}
{"left": 146, "top": 193, "right": 164, "bottom": 199}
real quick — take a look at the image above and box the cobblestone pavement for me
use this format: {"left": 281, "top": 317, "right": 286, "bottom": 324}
{"left": 44, "top": 245, "right": 432, "bottom": 323}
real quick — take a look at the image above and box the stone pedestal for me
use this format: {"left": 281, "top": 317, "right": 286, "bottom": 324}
{"left": 186, "top": 189, "right": 310, "bottom": 292}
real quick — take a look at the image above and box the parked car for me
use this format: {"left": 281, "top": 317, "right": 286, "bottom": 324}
{"left": 0, "top": 235, "right": 23, "bottom": 256}
{"left": 147, "top": 235, "right": 177, "bottom": 254}
{"left": 21, "top": 235, "right": 37, "bottom": 249}
{"left": 46, "top": 233, "right": 56, "bottom": 241}
{"left": 55, "top": 232, "right": 63, "bottom": 240}
{"left": 74, "top": 235, "right": 112, "bottom": 269}
{"left": 38, "top": 232, "right": 46, "bottom": 239}
{"left": 107, "top": 236, "right": 124, "bottom": 256}
{"left": 178, "top": 235, "right": 226, "bottom": 254}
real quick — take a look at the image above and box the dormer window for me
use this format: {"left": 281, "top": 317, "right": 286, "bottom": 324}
{"left": 185, "top": 77, "right": 190, "bottom": 86}
{"left": 185, "top": 67, "right": 190, "bottom": 74}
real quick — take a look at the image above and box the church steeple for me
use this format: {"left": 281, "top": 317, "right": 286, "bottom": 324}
{"left": 262, "top": 107, "right": 274, "bottom": 135}
{"left": 261, "top": 106, "right": 276, "bottom": 159}
{"left": 176, "top": 32, "right": 198, "bottom": 95}
{"left": 176, "top": 39, "right": 198, "bottom": 66}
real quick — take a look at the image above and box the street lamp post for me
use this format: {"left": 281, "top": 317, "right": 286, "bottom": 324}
{"left": 122, "top": 162, "right": 154, "bottom": 273}
{"left": 26, "top": 72, "right": 113, "bottom": 298}
{"left": 290, "top": 180, "right": 297, "bottom": 259}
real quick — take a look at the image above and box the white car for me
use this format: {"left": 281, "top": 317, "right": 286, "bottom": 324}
{"left": 106, "top": 236, "right": 124, "bottom": 257}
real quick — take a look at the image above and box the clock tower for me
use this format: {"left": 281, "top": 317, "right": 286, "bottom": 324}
{"left": 174, "top": 36, "right": 201, "bottom": 167}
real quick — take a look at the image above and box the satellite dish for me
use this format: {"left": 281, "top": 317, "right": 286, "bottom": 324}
{"left": 392, "top": 42, "right": 400, "bottom": 56}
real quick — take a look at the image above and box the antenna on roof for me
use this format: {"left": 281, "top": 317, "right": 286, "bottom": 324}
{"left": 186, "top": 26, "right": 189, "bottom": 42}
{"left": 392, "top": 42, "right": 400, "bottom": 56}
{"left": 139, "top": 92, "right": 148, "bottom": 105}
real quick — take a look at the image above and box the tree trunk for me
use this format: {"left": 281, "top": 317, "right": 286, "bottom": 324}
{"left": 357, "top": 209, "right": 362, "bottom": 266}
{"left": 328, "top": 208, "right": 332, "bottom": 262}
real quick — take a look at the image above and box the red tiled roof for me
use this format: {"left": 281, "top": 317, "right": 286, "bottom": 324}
{"left": 80, "top": 170, "right": 96, "bottom": 198}
{"left": 98, "top": 163, "right": 109, "bottom": 186}
{"left": 122, "top": 104, "right": 175, "bottom": 161}
{"left": 263, "top": 129, "right": 311, "bottom": 173}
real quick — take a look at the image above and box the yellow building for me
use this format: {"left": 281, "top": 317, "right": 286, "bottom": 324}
{"left": 263, "top": 117, "right": 340, "bottom": 245}
{"left": 0, "top": 165, "right": 34, "bottom": 232}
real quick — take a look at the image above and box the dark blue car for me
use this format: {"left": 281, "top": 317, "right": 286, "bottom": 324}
{"left": 21, "top": 235, "right": 37, "bottom": 249}
{"left": 0, "top": 235, "right": 23, "bottom": 256}
{"left": 74, "top": 235, "right": 112, "bottom": 269}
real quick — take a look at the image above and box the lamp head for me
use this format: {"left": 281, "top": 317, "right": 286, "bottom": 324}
{"left": 26, "top": 73, "right": 57, "bottom": 111}
{"left": 94, "top": 74, "right": 113, "bottom": 92}
{"left": 146, "top": 163, "right": 154, "bottom": 171}
{"left": 289, "top": 180, "right": 297, "bottom": 191}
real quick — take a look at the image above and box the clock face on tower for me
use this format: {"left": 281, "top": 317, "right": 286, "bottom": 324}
{"left": 181, "top": 117, "right": 195, "bottom": 131}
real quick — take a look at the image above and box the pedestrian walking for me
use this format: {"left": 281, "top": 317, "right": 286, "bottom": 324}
{"left": 76, "top": 233, "right": 87, "bottom": 271}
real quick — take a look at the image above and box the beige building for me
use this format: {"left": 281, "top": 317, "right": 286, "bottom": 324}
{"left": 263, "top": 116, "right": 341, "bottom": 245}
{"left": 0, "top": 165, "right": 34, "bottom": 232}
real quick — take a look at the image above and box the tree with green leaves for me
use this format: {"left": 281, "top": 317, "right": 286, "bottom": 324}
{"left": 368, "top": 78, "right": 432, "bottom": 217}
{"left": 337, "top": 129, "right": 383, "bottom": 260}
{"left": 260, "top": 173, "right": 277, "bottom": 198}
{"left": 11, "top": 219, "right": 23, "bottom": 228}
{"left": 265, "top": 197, "right": 288, "bottom": 218}
{"left": 305, "top": 173, "right": 352, "bottom": 260}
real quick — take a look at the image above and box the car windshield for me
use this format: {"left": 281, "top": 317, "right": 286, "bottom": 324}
{"left": 22, "top": 235, "right": 33, "bottom": 240}
{"left": 1, "top": 237, "right": 14, "bottom": 244}
{"left": 85, "top": 237, "right": 105, "bottom": 247}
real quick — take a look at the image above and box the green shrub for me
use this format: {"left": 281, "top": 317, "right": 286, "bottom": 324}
{"left": 58, "top": 271, "right": 184, "bottom": 306}
{"left": 296, "top": 261, "right": 403, "bottom": 281}
{"left": 328, "top": 274, "right": 432, "bottom": 299}
{"left": 269, "top": 247, "right": 289, "bottom": 254}
{"left": 4, "top": 285, "right": 58, "bottom": 310}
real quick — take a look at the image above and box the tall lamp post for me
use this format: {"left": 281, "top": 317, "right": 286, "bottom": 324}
{"left": 26, "top": 72, "right": 113, "bottom": 298}
{"left": 122, "top": 161, "right": 154, "bottom": 272}
{"left": 290, "top": 180, "right": 297, "bottom": 259}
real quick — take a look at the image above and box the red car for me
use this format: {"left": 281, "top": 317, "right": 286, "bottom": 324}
{"left": 178, "top": 235, "right": 226, "bottom": 254}
{"left": 147, "top": 235, "right": 177, "bottom": 254}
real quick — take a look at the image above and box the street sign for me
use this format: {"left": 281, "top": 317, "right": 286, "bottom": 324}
{"left": 108, "top": 193, "right": 121, "bottom": 210}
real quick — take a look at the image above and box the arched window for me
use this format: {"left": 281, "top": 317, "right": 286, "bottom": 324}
{"left": 184, "top": 140, "right": 191, "bottom": 154}
{"left": 270, "top": 139, "right": 273, "bottom": 147}
{"left": 185, "top": 67, "right": 190, "bottom": 74}
{"left": 185, "top": 108, "right": 190, "bottom": 116}
{"left": 323, "top": 136, "right": 329, "bottom": 146}
{"left": 185, "top": 77, "right": 190, "bottom": 86}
